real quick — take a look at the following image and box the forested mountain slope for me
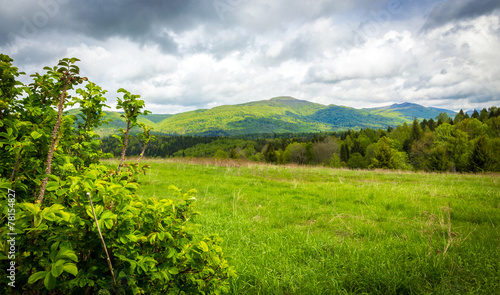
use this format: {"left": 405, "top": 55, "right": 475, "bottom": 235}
{"left": 89, "top": 97, "right": 457, "bottom": 136}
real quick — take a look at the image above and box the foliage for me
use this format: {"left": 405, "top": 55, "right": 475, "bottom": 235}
{"left": 469, "top": 135, "right": 489, "bottom": 172}
{"left": 370, "top": 137, "right": 395, "bottom": 169}
{"left": 93, "top": 97, "right": 461, "bottom": 137}
{"left": 283, "top": 142, "right": 307, "bottom": 164}
{"left": 0, "top": 55, "right": 235, "bottom": 294}
{"left": 308, "top": 105, "right": 404, "bottom": 129}
{"left": 114, "top": 89, "right": 151, "bottom": 172}
{"left": 116, "top": 107, "right": 500, "bottom": 173}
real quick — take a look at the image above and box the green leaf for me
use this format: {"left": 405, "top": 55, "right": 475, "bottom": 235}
{"left": 168, "top": 267, "right": 179, "bottom": 275}
{"left": 46, "top": 181, "right": 59, "bottom": 192}
{"left": 167, "top": 247, "right": 176, "bottom": 258}
{"left": 86, "top": 204, "right": 103, "bottom": 218}
{"left": 125, "top": 183, "right": 138, "bottom": 190}
{"left": 126, "top": 234, "right": 138, "bottom": 242}
{"left": 44, "top": 272, "right": 57, "bottom": 290}
{"left": 28, "top": 271, "right": 47, "bottom": 284}
{"left": 104, "top": 219, "right": 113, "bottom": 229}
{"left": 0, "top": 178, "right": 11, "bottom": 190}
{"left": 63, "top": 263, "right": 78, "bottom": 276}
{"left": 199, "top": 241, "right": 209, "bottom": 252}
{"left": 148, "top": 233, "right": 157, "bottom": 244}
{"left": 168, "top": 185, "right": 180, "bottom": 193}
{"left": 22, "top": 203, "right": 41, "bottom": 216}
{"left": 157, "top": 231, "right": 165, "bottom": 241}
{"left": 51, "top": 260, "right": 65, "bottom": 277}
{"left": 100, "top": 210, "right": 116, "bottom": 219}
{"left": 50, "top": 242, "right": 60, "bottom": 261}
{"left": 30, "top": 130, "right": 42, "bottom": 140}
{"left": 86, "top": 170, "right": 98, "bottom": 180}
{"left": 55, "top": 248, "right": 78, "bottom": 262}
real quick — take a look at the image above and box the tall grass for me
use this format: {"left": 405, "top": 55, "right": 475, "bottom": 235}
{"left": 130, "top": 158, "right": 499, "bottom": 294}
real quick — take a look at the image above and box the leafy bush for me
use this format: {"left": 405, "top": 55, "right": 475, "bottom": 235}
{"left": 0, "top": 54, "right": 235, "bottom": 294}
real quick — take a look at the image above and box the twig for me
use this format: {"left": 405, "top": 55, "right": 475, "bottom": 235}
{"left": 87, "top": 192, "right": 117, "bottom": 292}
{"left": 10, "top": 148, "right": 22, "bottom": 182}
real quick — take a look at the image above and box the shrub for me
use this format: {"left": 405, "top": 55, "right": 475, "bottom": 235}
{"left": 0, "top": 55, "right": 235, "bottom": 294}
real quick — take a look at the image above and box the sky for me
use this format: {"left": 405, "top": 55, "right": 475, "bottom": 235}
{"left": 1, "top": 0, "right": 499, "bottom": 114}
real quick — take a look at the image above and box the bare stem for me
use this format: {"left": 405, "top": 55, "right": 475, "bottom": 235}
{"left": 10, "top": 148, "right": 22, "bottom": 182}
{"left": 117, "top": 120, "right": 131, "bottom": 173}
{"left": 87, "top": 192, "right": 117, "bottom": 291}
{"left": 137, "top": 143, "right": 148, "bottom": 166}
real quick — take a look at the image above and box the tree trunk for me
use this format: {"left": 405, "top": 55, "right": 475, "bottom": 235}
{"left": 117, "top": 120, "right": 131, "bottom": 173}
{"left": 37, "top": 75, "right": 69, "bottom": 204}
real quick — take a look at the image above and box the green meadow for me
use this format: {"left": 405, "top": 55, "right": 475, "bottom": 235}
{"left": 132, "top": 159, "right": 499, "bottom": 294}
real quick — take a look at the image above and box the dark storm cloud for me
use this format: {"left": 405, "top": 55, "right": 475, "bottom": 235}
{"left": 9, "top": 43, "right": 65, "bottom": 66}
{"left": 1, "top": 0, "right": 499, "bottom": 113}
{"left": 0, "top": 0, "right": 217, "bottom": 52}
{"left": 423, "top": 0, "right": 500, "bottom": 30}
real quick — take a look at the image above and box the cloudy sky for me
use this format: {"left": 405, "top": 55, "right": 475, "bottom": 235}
{"left": 1, "top": 0, "right": 499, "bottom": 114}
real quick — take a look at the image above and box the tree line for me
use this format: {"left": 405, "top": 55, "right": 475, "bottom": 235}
{"left": 102, "top": 108, "right": 500, "bottom": 173}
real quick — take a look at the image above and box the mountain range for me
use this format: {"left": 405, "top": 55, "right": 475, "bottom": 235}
{"left": 76, "top": 97, "right": 456, "bottom": 136}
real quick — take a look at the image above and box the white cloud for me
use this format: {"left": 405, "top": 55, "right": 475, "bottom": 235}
{"left": 1, "top": 0, "right": 498, "bottom": 113}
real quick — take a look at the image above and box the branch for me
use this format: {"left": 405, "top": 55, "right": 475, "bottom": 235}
{"left": 37, "top": 74, "right": 70, "bottom": 204}
{"left": 10, "top": 147, "right": 22, "bottom": 182}
{"left": 117, "top": 120, "right": 131, "bottom": 173}
{"left": 87, "top": 192, "right": 117, "bottom": 292}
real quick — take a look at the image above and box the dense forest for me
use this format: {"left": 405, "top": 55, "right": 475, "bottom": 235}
{"left": 102, "top": 108, "right": 500, "bottom": 173}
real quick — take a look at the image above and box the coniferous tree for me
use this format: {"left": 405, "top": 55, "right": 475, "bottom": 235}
{"left": 340, "top": 143, "right": 350, "bottom": 162}
{"left": 420, "top": 118, "right": 428, "bottom": 130}
{"left": 351, "top": 139, "right": 365, "bottom": 156}
{"left": 427, "top": 146, "right": 450, "bottom": 172}
{"left": 411, "top": 118, "right": 423, "bottom": 141}
{"left": 428, "top": 118, "right": 437, "bottom": 131}
{"left": 454, "top": 109, "right": 465, "bottom": 124}
{"left": 469, "top": 135, "right": 489, "bottom": 172}
{"left": 371, "top": 137, "right": 394, "bottom": 169}
{"left": 436, "top": 112, "right": 451, "bottom": 126}
{"left": 265, "top": 142, "right": 277, "bottom": 163}
{"left": 489, "top": 107, "right": 500, "bottom": 118}
{"left": 479, "top": 108, "right": 489, "bottom": 122}
{"left": 306, "top": 142, "right": 314, "bottom": 163}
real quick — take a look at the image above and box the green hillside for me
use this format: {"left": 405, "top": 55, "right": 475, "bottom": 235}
{"left": 367, "top": 102, "right": 456, "bottom": 120}
{"left": 145, "top": 113, "right": 173, "bottom": 123}
{"left": 155, "top": 96, "right": 332, "bottom": 135}
{"left": 66, "top": 109, "right": 159, "bottom": 137}
{"left": 77, "top": 97, "right": 456, "bottom": 136}
{"left": 308, "top": 105, "right": 406, "bottom": 129}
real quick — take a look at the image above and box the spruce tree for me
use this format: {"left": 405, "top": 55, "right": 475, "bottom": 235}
{"left": 469, "top": 135, "right": 489, "bottom": 172}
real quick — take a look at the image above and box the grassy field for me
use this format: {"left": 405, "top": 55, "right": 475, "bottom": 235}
{"left": 130, "top": 158, "right": 499, "bottom": 294}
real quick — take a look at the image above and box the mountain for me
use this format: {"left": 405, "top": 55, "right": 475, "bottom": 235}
{"left": 366, "top": 102, "right": 456, "bottom": 120}
{"left": 76, "top": 97, "right": 456, "bottom": 136}
{"left": 144, "top": 114, "right": 173, "bottom": 123}
{"left": 308, "top": 105, "right": 404, "bottom": 129}
{"left": 155, "top": 96, "right": 332, "bottom": 135}
{"left": 65, "top": 109, "right": 164, "bottom": 137}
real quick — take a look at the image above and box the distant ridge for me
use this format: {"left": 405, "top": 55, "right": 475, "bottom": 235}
{"left": 86, "top": 97, "right": 458, "bottom": 136}
{"left": 367, "top": 102, "right": 456, "bottom": 120}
